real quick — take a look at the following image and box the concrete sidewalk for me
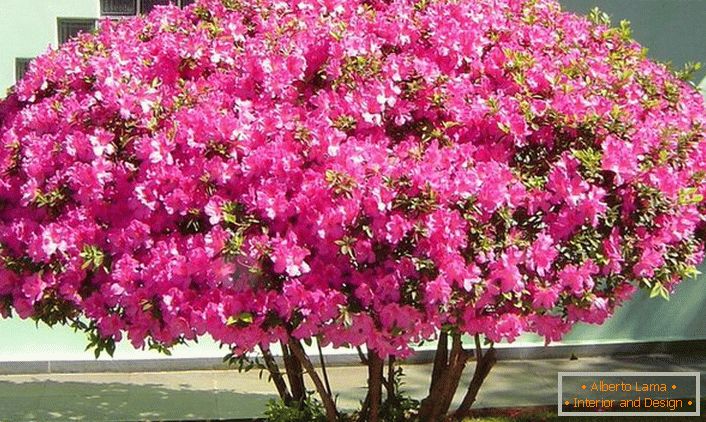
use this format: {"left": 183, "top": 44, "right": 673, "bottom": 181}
{"left": 0, "top": 353, "right": 704, "bottom": 421}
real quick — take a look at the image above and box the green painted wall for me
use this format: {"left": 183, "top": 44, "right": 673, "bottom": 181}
{"left": 0, "top": 1, "right": 704, "bottom": 361}
{"left": 542, "top": 1, "right": 706, "bottom": 345}
{"left": 0, "top": 0, "right": 99, "bottom": 95}
{"left": 561, "top": 0, "right": 706, "bottom": 83}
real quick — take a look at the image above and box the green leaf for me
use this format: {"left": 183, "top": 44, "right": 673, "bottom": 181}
{"left": 683, "top": 266, "right": 701, "bottom": 279}
{"left": 678, "top": 187, "right": 703, "bottom": 205}
{"left": 32, "top": 187, "right": 69, "bottom": 211}
{"left": 617, "top": 20, "right": 632, "bottom": 40}
{"left": 222, "top": 231, "right": 245, "bottom": 259}
{"left": 106, "top": 340, "right": 116, "bottom": 357}
{"left": 659, "top": 286, "right": 670, "bottom": 301}
{"left": 649, "top": 282, "right": 661, "bottom": 298}
{"left": 325, "top": 169, "right": 357, "bottom": 198}
{"left": 587, "top": 7, "right": 611, "bottom": 26}
{"left": 226, "top": 312, "right": 254, "bottom": 327}
{"left": 332, "top": 114, "right": 357, "bottom": 133}
{"left": 79, "top": 245, "right": 107, "bottom": 271}
{"left": 649, "top": 282, "right": 670, "bottom": 301}
{"left": 674, "top": 61, "right": 702, "bottom": 82}
{"left": 572, "top": 147, "right": 603, "bottom": 180}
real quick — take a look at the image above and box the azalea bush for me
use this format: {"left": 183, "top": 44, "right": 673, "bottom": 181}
{"left": 1, "top": 0, "right": 705, "bottom": 420}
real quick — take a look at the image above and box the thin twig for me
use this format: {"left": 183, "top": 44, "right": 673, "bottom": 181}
{"left": 386, "top": 356, "right": 396, "bottom": 400}
{"left": 288, "top": 339, "right": 338, "bottom": 422}
{"left": 474, "top": 333, "right": 483, "bottom": 360}
{"left": 259, "top": 345, "right": 292, "bottom": 404}
{"left": 317, "top": 336, "right": 333, "bottom": 397}
{"left": 356, "top": 346, "right": 369, "bottom": 365}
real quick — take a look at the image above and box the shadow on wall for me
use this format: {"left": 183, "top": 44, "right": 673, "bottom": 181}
{"left": 560, "top": 0, "right": 706, "bottom": 83}
{"left": 563, "top": 277, "right": 706, "bottom": 344}
{"left": 511, "top": 261, "right": 706, "bottom": 346}
{"left": 552, "top": 0, "right": 706, "bottom": 346}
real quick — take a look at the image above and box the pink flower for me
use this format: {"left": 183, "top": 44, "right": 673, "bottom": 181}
{"left": 602, "top": 228, "right": 623, "bottom": 275}
{"left": 559, "top": 260, "right": 598, "bottom": 296}
{"left": 528, "top": 233, "right": 557, "bottom": 276}
{"left": 204, "top": 196, "right": 225, "bottom": 225}
{"left": 489, "top": 248, "right": 524, "bottom": 292}
{"left": 602, "top": 136, "right": 639, "bottom": 185}
{"left": 494, "top": 314, "right": 525, "bottom": 343}
{"left": 633, "top": 246, "right": 665, "bottom": 278}
{"left": 0, "top": 0, "right": 704, "bottom": 360}
{"left": 385, "top": 214, "right": 411, "bottom": 245}
{"left": 530, "top": 315, "right": 571, "bottom": 345}
{"left": 21, "top": 275, "right": 46, "bottom": 303}
{"left": 113, "top": 254, "right": 140, "bottom": 284}
{"left": 425, "top": 275, "right": 452, "bottom": 305}
{"left": 271, "top": 233, "right": 311, "bottom": 277}
{"left": 532, "top": 286, "right": 559, "bottom": 309}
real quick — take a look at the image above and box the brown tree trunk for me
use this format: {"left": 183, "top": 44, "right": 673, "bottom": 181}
{"left": 437, "top": 334, "right": 470, "bottom": 416}
{"left": 418, "top": 332, "right": 449, "bottom": 420}
{"left": 288, "top": 339, "right": 339, "bottom": 422}
{"left": 281, "top": 341, "right": 306, "bottom": 405}
{"left": 367, "top": 351, "right": 384, "bottom": 422}
{"left": 259, "top": 346, "right": 293, "bottom": 405}
{"left": 454, "top": 339, "right": 497, "bottom": 419}
{"left": 418, "top": 332, "right": 470, "bottom": 422}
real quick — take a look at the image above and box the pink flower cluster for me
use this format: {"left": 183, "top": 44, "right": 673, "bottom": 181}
{"left": 1, "top": 0, "right": 705, "bottom": 357}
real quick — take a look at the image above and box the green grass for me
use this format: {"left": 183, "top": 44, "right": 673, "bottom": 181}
{"left": 463, "top": 398, "right": 705, "bottom": 421}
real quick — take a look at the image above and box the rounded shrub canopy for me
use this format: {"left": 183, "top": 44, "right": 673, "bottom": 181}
{"left": 0, "top": 0, "right": 705, "bottom": 357}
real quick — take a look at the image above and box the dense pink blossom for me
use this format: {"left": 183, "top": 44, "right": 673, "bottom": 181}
{"left": 0, "top": 0, "right": 705, "bottom": 358}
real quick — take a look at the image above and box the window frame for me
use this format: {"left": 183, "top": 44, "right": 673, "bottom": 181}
{"left": 57, "top": 18, "right": 98, "bottom": 44}
{"left": 139, "top": 0, "right": 179, "bottom": 14}
{"left": 15, "top": 58, "right": 33, "bottom": 82}
{"left": 99, "top": 0, "right": 193, "bottom": 17}
{"left": 100, "top": 0, "right": 138, "bottom": 16}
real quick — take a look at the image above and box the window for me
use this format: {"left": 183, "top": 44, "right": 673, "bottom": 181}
{"left": 140, "top": 0, "right": 177, "bottom": 14}
{"left": 100, "top": 0, "right": 192, "bottom": 16}
{"left": 101, "top": 0, "right": 138, "bottom": 16}
{"left": 57, "top": 18, "right": 97, "bottom": 44}
{"left": 15, "top": 58, "right": 33, "bottom": 82}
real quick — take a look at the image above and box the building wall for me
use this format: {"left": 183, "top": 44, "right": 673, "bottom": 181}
{"left": 561, "top": 0, "right": 706, "bottom": 83}
{"left": 0, "top": 1, "right": 705, "bottom": 362}
{"left": 1, "top": 1, "right": 705, "bottom": 94}
{"left": 0, "top": 0, "right": 99, "bottom": 95}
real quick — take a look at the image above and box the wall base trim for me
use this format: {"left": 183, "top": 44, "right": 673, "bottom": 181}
{"left": 1, "top": 339, "right": 704, "bottom": 375}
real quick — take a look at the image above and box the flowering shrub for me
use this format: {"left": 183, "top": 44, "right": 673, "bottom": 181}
{"left": 1, "top": 0, "right": 705, "bottom": 420}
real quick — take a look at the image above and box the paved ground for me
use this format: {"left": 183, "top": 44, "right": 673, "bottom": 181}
{"left": 0, "top": 353, "right": 704, "bottom": 421}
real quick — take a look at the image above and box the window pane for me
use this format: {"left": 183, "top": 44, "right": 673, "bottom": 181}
{"left": 101, "top": 0, "right": 137, "bottom": 16}
{"left": 15, "top": 58, "right": 33, "bottom": 82}
{"left": 57, "top": 19, "right": 97, "bottom": 44}
{"left": 140, "top": 0, "right": 177, "bottom": 14}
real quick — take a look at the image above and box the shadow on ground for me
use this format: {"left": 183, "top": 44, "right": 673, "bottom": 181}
{"left": 1, "top": 352, "right": 704, "bottom": 421}
{"left": 0, "top": 379, "right": 274, "bottom": 421}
